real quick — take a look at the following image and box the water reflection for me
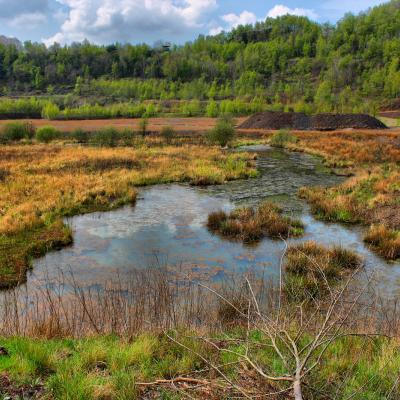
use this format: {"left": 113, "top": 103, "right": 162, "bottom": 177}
{"left": 14, "top": 146, "right": 399, "bottom": 298}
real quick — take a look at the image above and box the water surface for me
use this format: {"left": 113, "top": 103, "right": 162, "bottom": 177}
{"left": 19, "top": 146, "right": 400, "bottom": 297}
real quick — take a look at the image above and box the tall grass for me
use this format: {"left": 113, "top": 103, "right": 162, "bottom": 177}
{"left": 284, "top": 241, "right": 363, "bottom": 301}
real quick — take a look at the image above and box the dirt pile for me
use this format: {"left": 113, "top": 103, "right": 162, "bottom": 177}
{"left": 239, "top": 112, "right": 387, "bottom": 130}
{"left": 239, "top": 111, "right": 311, "bottom": 130}
{"left": 310, "top": 113, "right": 387, "bottom": 130}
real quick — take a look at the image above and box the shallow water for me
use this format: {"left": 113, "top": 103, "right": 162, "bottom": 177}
{"left": 16, "top": 146, "right": 400, "bottom": 298}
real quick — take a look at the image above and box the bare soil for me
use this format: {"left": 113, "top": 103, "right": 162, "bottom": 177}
{"left": 0, "top": 117, "right": 247, "bottom": 134}
{"left": 379, "top": 110, "right": 400, "bottom": 119}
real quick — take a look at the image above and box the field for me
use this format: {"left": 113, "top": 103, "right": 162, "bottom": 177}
{"left": 0, "top": 117, "right": 247, "bottom": 134}
{"left": 0, "top": 117, "right": 400, "bottom": 399}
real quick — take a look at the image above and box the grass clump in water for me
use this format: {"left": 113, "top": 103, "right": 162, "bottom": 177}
{"left": 270, "top": 129, "right": 298, "bottom": 148}
{"left": 207, "top": 201, "right": 304, "bottom": 243}
{"left": 364, "top": 225, "right": 400, "bottom": 261}
{"left": 284, "top": 241, "right": 363, "bottom": 301}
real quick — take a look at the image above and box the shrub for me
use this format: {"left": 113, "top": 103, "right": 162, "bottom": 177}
{"left": 42, "top": 102, "right": 61, "bottom": 119}
{"left": 206, "top": 100, "right": 219, "bottom": 117}
{"left": 270, "top": 129, "right": 298, "bottom": 148}
{"left": 1, "top": 122, "right": 35, "bottom": 142}
{"left": 70, "top": 128, "right": 89, "bottom": 143}
{"left": 207, "top": 115, "right": 235, "bottom": 147}
{"left": 119, "top": 128, "right": 135, "bottom": 145}
{"left": 161, "top": 126, "right": 175, "bottom": 143}
{"left": 89, "top": 127, "right": 120, "bottom": 147}
{"left": 139, "top": 118, "right": 148, "bottom": 137}
{"left": 35, "top": 126, "right": 61, "bottom": 143}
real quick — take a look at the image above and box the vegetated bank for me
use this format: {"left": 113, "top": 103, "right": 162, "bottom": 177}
{"left": 261, "top": 127, "right": 400, "bottom": 261}
{"left": 239, "top": 111, "right": 387, "bottom": 130}
{"left": 0, "top": 133, "right": 257, "bottom": 289}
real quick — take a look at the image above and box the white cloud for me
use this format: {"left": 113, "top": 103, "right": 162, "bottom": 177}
{"left": 221, "top": 10, "right": 257, "bottom": 28}
{"left": 45, "top": 0, "right": 217, "bottom": 45}
{"left": 267, "top": 5, "right": 318, "bottom": 19}
{"left": 8, "top": 12, "right": 47, "bottom": 28}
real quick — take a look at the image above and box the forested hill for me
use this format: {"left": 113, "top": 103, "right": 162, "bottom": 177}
{"left": 0, "top": 0, "right": 399, "bottom": 112}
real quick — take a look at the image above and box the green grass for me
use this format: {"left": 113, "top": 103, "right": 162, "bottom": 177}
{"left": 0, "top": 333, "right": 398, "bottom": 399}
{"left": 0, "top": 221, "right": 73, "bottom": 288}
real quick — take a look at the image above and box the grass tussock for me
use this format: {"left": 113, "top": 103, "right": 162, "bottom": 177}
{"left": 364, "top": 225, "right": 400, "bottom": 261}
{"left": 207, "top": 201, "right": 304, "bottom": 242}
{"left": 269, "top": 129, "right": 298, "bottom": 148}
{"left": 0, "top": 144, "right": 256, "bottom": 288}
{"left": 284, "top": 241, "right": 363, "bottom": 301}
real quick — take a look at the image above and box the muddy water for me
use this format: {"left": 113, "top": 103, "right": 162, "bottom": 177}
{"left": 18, "top": 146, "right": 400, "bottom": 298}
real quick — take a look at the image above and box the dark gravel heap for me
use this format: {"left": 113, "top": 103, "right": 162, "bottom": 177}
{"left": 239, "top": 111, "right": 387, "bottom": 130}
{"left": 310, "top": 113, "right": 387, "bottom": 130}
{"left": 239, "top": 111, "right": 311, "bottom": 130}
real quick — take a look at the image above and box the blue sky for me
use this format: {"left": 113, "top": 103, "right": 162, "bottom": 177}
{"left": 0, "top": 0, "right": 388, "bottom": 46}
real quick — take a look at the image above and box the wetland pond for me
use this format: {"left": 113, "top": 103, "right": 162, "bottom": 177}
{"left": 14, "top": 146, "right": 400, "bottom": 298}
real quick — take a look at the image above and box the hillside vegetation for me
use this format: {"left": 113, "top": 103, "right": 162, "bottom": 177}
{"left": 0, "top": 1, "right": 399, "bottom": 114}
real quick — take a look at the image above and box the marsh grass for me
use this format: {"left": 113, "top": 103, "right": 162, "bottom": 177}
{"left": 284, "top": 241, "right": 363, "bottom": 301}
{"left": 0, "top": 144, "right": 256, "bottom": 288}
{"left": 270, "top": 129, "right": 298, "bottom": 148}
{"left": 207, "top": 201, "right": 304, "bottom": 242}
{"left": 364, "top": 225, "right": 400, "bottom": 261}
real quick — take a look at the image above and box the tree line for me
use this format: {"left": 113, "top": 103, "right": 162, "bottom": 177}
{"left": 0, "top": 1, "right": 399, "bottom": 113}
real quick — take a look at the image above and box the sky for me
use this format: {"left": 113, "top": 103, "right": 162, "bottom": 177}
{"left": 0, "top": 0, "right": 389, "bottom": 46}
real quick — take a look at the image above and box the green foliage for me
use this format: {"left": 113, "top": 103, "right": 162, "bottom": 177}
{"left": 35, "top": 126, "right": 61, "bottom": 143}
{"left": 270, "top": 130, "right": 298, "bottom": 148}
{"left": 138, "top": 118, "right": 148, "bottom": 137}
{"left": 0, "top": 2, "right": 399, "bottom": 113}
{"left": 161, "top": 126, "right": 175, "bottom": 143}
{"left": 41, "top": 102, "right": 60, "bottom": 119}
{"left": 180, "top": 100, "right": 201, "bottom": 117}
{"left": 70, "top": 128, "right": 89, "bottom": 143}
{"left": 206, "top": 100, "right": 219, "bottom": 117}
{"left": 0, "top": 98, "right": 45, "bottom": 118}
{"left": 89, "top": 127, "right": 120, "bottom": 147}
{"left": 207, "top": 115, "right": 235, "bottom": 147}
{"left": 0, "top": 122, "right": 35, "bottom": 142}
